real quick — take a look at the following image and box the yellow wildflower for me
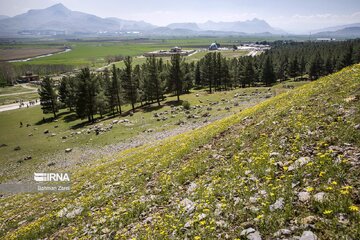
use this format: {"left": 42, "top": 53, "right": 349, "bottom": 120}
{"left": 306, "top": 187, "right": 314, "bottom": 192}
{"left": 194, "top": 236, "right": 201, "bottom": 240}
{"left": 342, "top": 186, "right": 353, "bottom": 190}
{"left": 256, "top": 214, "right": 264, "bottom": 219}
{"left": 199, "top": 220, "right": 206, "bottom": 226}
{"left": 323, "top": 210, "right": 333, "bottom": 215}
{"left": 340, "top": 189, "right": 349, "bottom": 195}
{"left": 331, "top": 181, "right": 337, "bottom": 185}
{"left": 349, "top": 205, "right": 359, "bottom": 212}
{"left": 325, "top": 186, "right": 333, "bottom": 191}
{"left": 319, "top": 171, "right": 325, "bottom": 177}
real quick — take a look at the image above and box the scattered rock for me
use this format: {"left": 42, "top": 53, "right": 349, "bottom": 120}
{"left": 187, "top": 182, "right": 197, "bottom": 193}
{"left": 62, "top": 136, "right": 67, "bottom": 139}
{"left": 299, "top": 230, "right": 317, "bottom": 240}
{"left": 301, "top": 216, "right": 318, "bottom": 225}
{"left": 288, "top": 157, "right": 311, "bottom": 171}
{"left": 270, "top": 198, "right": 284, "bottom": 211}
{"left": 355, "top": 124, "right": 360, "bottom": 130}
{"left": 65, "top": 148, "right": 72, "bottom": 153}
{"left": 274, "top": 229, "right": 292, "bottom": 237}
{"left": 241, "top": 228, "right": 262, "bottom": 240}
{"left": 0, "top": 143, "right": 7, "bottom": 148}
{"left": 44, "top": 129, "right": 49, "bottom": 134}
{"left": 112, "top": 120, "right": 119, "bottom": 124}
{"left": 180, "top": 198, "right": 195, "bottom": 214}
{"left": 270, "top": 152, "right": 280, "bottom": 158}
{"left": 298, "top": 192, "right": 311, "bottom": 202}
{"left": 65, "top": 206, "right": 83, "bottom": 219}
{"left": 23, "top": 156, "right": 32, "bottom": 161}
{"left": 313, "top": 192, "right": 326, "bottom": 202}
{"left": 198, "top": 213, "right": 207, "bottom": 221}
{"left": 47, "top": 162, "right": 55, "bottom": 167}
{"left": 14, "top": 146, "right": 21, "bottom": 151}
{"left": 184, "top": 221, "right": 192, "bottom": 228}
{"left": 51, "top": 133, "right": 57, "bottom": 137}
{"left": 28, "top": 133, "right": 33, "bottom": 136}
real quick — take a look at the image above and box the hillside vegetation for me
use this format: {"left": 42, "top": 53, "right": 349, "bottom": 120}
{"left": 0, "top": 65, "right": 359, "bottom": 239}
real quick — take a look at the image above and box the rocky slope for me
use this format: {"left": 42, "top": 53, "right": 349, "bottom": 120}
{"left": 0, "top": 65, "right": 359, "bottom": 239}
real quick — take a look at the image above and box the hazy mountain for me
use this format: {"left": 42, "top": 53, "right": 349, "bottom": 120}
{"left": 198, "top": 18, "right": 285, "bottom": 34}
{"left": 0, "top": 3, "right": 285, "bottom": 36}
{"left": 0, "top": 15, "right": 9, "bottom": 20}
{"left": 106, "top": 17, "right": 156, "bottom": 31}
{"left": 315, "top": 27, "right": 360, "bottom": 38}
{"left": 166, "top": 23, "right": 200, "bottom": 31}
{"left": 313, "top": 23, "right": 360, "bottom": 33}
{"left": 0, "top": 3, "right": 155, "bottom": 35}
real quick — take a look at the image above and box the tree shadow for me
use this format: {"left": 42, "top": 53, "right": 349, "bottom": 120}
{"left": 142, "top": 104, "right": 164, "bottom": 112}
{"left": 63, "top": 113, "right": 79, "bottom": 123}
{"left": 164, "top": 100, "right": 183, "bottom": 106}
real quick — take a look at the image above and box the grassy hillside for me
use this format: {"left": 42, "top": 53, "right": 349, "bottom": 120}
{"left": 0, "top": 65, "right": 359, "bottom": 239}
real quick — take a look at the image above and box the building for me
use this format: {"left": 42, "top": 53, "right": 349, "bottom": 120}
{"left": 144, "top": 47, "right": 196, "bottom": 57}
{"left": 18, "top": 72, "right": 40, "bottom": 83}
{"left": 209, "top": 42, "right": 220, "bottom": 50}
{"left": 170, "top": 46, "right": 182, "bottom": 53}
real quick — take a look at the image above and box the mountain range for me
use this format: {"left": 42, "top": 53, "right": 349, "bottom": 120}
{"left": 0, "top": 3, "right": 284, "bottom": 36}
{"left": 0, "top": 3, "right": 359, "bottom": 38}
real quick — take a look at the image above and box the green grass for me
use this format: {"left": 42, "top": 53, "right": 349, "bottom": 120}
{"left": 0, "top": 84, "right": 288, "bottom": 183}
{"left": 8, "top": 38, "right": 253, "bottom": 67}
{"left": 0, "top": 65, "right": 359, "bottom": 239}
{"left": 0, "top": 85, "right": 34, "bottom": 95}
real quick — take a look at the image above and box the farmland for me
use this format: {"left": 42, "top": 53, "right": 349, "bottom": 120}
{"left": 2, "top": 37, "right": 259, "bottom": 67}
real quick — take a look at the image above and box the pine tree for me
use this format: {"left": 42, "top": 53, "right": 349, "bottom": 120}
{"left": 289, "top": 56, "right": 299, "bottom": 80}
{"left": 202, "top": 53, "right": 214, "bottom": 93}
{"left": 194, "top": 62, "right": 201, "bottom": 86}
{"left": 58, "top": 76, "right": 76, "bottom": 111}
{"left": 182, "top": 62, "right": 193, "bottom": 93}
{"left": 243, "top": 58, "right": 255, "bottom": 87}
{"left": 169, "top": 54, "right": 182, "bottom": 101}
{"left": 122, "top": 56, "right": 137, "bottom": 112}
{"left": 38, "top": 77, "right": 58, "bottom": 118}
{"left": 111, "top": 64, "right": 122, "bottom": 114}
{"left": 75, "top": 68, "right": 99, "bottom": 122}
{"left": 261, "top": 56, "right": 276, "bottom": 86}
{"left": 145, "top": 56, "right": 162, "bottom": 105}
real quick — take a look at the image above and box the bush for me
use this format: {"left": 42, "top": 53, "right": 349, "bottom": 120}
{"left": 182, "top": 100, "right": 191, "bottom": 110}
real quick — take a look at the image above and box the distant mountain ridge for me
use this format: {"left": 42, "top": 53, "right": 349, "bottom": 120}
{"left": 315, "top": 27, "right": 360, "bottom": 38}
{"left": 313, "top": 23, "right": 360, "bottom": 33}
{"left": 0, "top": 3, "right": 156, "bottom": 35}
{"left": 0, "top": 3, "right": 287, "bottom": 36}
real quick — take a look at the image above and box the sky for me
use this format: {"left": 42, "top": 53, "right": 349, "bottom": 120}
{"left": 0, "top": 0, "right": 360, "bottom": 33}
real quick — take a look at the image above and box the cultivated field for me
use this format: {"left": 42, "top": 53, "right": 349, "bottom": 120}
{"left": 0, "top": 46, "right": 65, "bottom": 61}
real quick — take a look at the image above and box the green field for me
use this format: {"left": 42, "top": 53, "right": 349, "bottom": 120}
{"left": 3, "top": 37, "right": 267, "bottom": 67}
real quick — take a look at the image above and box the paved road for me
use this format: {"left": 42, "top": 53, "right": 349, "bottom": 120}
{"left": 0, "top": 101, "right": 40, "bottom": 112}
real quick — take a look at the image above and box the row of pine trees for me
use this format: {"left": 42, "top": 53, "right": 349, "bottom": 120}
{"left": 38, "top": 39, "right": 360, "bottom": 122}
